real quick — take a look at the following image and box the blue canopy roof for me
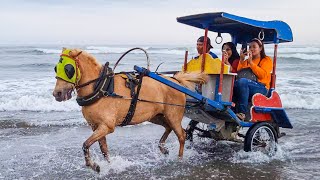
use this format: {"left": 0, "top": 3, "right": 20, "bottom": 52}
{"left": 177, "top": 12, "right": 293, "bottom": 44}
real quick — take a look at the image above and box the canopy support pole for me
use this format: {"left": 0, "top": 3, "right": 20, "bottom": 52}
{"left": 217, "top": 51, "right": 225, "bottom": 101}
{"left": 270, "top": 44, "right": 278, "bottom": 90}
{"left": 201, "top": 28, "right": 209, "bottom": 72}
{"left": 183, "top": 50, "right": 188, "bottom": 72}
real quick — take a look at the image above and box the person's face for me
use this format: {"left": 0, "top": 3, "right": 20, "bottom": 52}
{"left": 222, "top": 44, "right": 232, "bottom": 57}
{"left": 249, "top": 41, "right": 262, "bottom": 57}
{"left": 197, "top": 41, "right": 209, "bottom": 54}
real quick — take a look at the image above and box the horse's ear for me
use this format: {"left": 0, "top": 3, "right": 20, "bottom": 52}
{"left": 62, "top": 47, "right": 66, "bottom": 52}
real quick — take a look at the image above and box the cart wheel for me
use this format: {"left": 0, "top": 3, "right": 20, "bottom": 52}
{"left": 244, "top": 122, "right": 278, "bottom": 156}
{"left": 186, "top": 121, "right": 211, "bottom": 142}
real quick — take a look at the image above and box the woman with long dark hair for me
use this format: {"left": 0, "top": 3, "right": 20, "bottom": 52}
{"left": 233, "top": 38, "right": 273, "bottom": 120}
{"left": 221, "top": 42, "right": 240, "bottom": 73}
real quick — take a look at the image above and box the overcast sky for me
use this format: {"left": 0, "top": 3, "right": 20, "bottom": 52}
{"left": 0, "top": 0, "right": 319, "bottom": 45}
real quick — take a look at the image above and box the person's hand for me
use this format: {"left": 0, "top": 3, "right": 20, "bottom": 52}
{"left": 247, "top": 51, "right": 253, "bottom": 65}
{"left": 240, "top": 49, "right": 248, "bottom": 61}
{"left": 222, "top": 50, "right": 230, "bottom": 65}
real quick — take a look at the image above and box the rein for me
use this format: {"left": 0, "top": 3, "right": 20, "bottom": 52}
{"left": 75, "top": 69, "right": 109, "bottom": 89}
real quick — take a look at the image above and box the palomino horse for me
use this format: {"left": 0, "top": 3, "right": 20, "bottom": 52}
{"left": 52, "top": 48, "right": 207, "bottom": 172}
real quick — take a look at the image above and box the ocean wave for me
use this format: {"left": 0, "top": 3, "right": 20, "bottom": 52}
{"left": 86, "top": 46, "right": 131, "bottom": 54}
{"left": 0, "top": 63, "right": 54, "bottom": 69}
{"left": 6, "top": 46, "right": 320, "bottom": 59}
{"left": 0, "top": 95, "right": 81, "bottom": 112}
{"left": 0, "top": 79, "right": 80, "bottom": 112}
{"left": 21, "top": 63, "right": 54, "bottom": 68}
{"left": 0, "top": 77, "right": 320, "bottom": 112}
{"left": 87, "top": 46, "right": 189, "bottom": 55}
{"left": 0, "top": 91, "right": 319, "bottom": 112}
{"left": 33, "top": 48, "right": 62, "bottom": 54}
{"left": 0, "top": 119, "right": 85, "bottom": 128}
{"left": 17, "top": 46, "right": 194, "bottom": 55}
{"left": 266, "top": 47, "right": 320, "bottom": 54}
{"left": 278, "top": 53, "right": 320, "bottom": 60}
{"left": 280, "top": 93, "right": 320, "bottom": 109}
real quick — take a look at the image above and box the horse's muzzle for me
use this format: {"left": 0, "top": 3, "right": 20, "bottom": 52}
{"left": 53, "top": 89, "right": 73, "bottom": 102}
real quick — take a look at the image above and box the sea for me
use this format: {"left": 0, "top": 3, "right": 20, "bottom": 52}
{"left": 0, "top": 44, "right": 320, "bottom": 179}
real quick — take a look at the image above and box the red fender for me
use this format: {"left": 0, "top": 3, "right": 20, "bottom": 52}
{"left": 250, "top": 91, "right": 282, "bottom": 122}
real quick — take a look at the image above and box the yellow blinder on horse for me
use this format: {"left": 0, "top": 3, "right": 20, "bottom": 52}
{"left": 55, "top": 49, "right": 81, "bottom": 84}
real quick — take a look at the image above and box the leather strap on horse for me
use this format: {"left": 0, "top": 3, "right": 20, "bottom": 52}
{"left": 76, "top": 62, "right": 122, "bottom": 106}
{"left": 120, "top": 72, "right": 145, "bottom": 126}
{"left": 124, "top": 72, "right": 139, "bottom": 97}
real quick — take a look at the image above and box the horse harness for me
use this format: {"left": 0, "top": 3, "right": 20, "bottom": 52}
{"left": 75, "top": 62, "right": 186, "bottom": 126}
{"left": 75, "top": 62, "right": 143, "bottom": 126}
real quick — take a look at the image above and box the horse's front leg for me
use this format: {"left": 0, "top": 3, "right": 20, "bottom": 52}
{"left": 83, "top": 125, "right": 110, "bottom": 173}
{"left": 98, "top": 136, "right": 110, "bottom": 162}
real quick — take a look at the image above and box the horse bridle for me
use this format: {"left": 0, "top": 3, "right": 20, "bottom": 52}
{"left": 63, "top": 51, "right": 113, "bottom": 90}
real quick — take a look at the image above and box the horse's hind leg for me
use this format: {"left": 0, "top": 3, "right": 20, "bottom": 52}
{"left": 150, "top": 115, "right": 172, "bottom": 155}
{"left": 165, "top": 112, "right": 186, "bottom": 158}
{"left": 173, "top": 125, "right": 186, "bottom": 158}
{"left": 83, "top": 125, "right": 110, "bottom": 173}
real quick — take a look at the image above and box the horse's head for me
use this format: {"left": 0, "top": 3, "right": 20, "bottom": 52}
{"left": 52, "top": 48, "right": 82, "bottom": 102}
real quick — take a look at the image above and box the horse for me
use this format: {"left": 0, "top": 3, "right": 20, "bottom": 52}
{"left": 52, "top": 48, "right": 207, "bottom": 172}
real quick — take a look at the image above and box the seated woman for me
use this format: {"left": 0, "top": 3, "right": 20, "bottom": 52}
{"left": 222, "top": 42, "right": 240, "bottom": 73}
{"left": 234, "top": 38, "right": 273, "bottom": 120}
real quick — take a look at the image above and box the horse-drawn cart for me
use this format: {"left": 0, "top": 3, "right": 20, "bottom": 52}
{"left": 134, "top": 12, "right": 293, "bottom": 155}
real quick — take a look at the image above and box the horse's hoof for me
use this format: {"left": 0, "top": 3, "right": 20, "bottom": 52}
{"left": 163, "top": 149, "right": 169, "bottom": 155}
{"left": 185, "top": 143, "right": 193, "bottom": 149}
{"left": 160, "top": 148, "right": 169, "bottom": 155}
{"left": 93, "top": 163, "right": 100, "bottom": 173}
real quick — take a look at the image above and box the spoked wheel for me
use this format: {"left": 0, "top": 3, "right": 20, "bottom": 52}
{"left": 186, "top": 120, "right": 211, "bottom": 142}
{"left": 244, "top": 122, "right": 278, "bottom": 156}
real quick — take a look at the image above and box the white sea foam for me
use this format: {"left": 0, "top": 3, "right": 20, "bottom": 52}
{"left": 0, "top": 94, "right": 80, "bottom": 112}
{"left": 34, "top": 48, "right": 62, "bottom": 54}
{"left": 0, "top": 79, "right": 80, "bottom": 112}
{"left": 280, "top": 93, "right": 320, "bottom": 109}
{"left": 230, "top": 144, "right": 289, "bottom": 164}
{"left": 97, "top": 156, "right": 137, "bottom": 175}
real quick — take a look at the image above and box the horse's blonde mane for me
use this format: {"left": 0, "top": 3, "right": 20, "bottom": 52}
{"left": 173, "top": 72, "right": 208, "bottom": 90}
{"left": 70, "top": 49, "right": 102, "bottom": 69}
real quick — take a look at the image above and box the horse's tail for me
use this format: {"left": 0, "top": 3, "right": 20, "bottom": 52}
{"left": 173, "top": 72, "right": 208, "bottom": 90}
